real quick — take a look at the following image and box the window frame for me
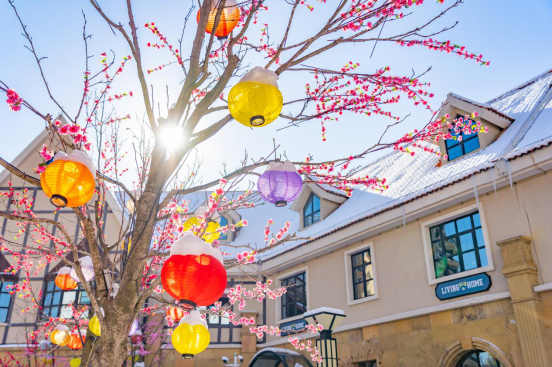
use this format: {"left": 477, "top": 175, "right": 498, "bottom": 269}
{"left": 303, "top": 193, "right": 321, "bottom": 228}
{"left": 445, "top": 115, "right": 481, "bottom": 161}
{"left": 344, "top": 242, "right": 379, "bottom": 306}
{"left": 41, "top": 279, "right": 91, "bottom": 319}
{"left": 275, "top": 266, "right": 309, "bottom": 324}
{"left": 421, "top": 203, "right": 494, "bottom": 285}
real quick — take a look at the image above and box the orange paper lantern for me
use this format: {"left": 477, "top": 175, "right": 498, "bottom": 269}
{"left": 67, "top": 332, "right": 85, "bottom": 350}
{"left": 41, "top": 151, "right": 96, "bottom": 208}
{"left": 161, "top": 234, "right": 226, "bottom": 307}
{"left": 197, "top": 0, "right": 240, "bottom": 39}
{"left": 55, "top": 267, "right": 78, "bottom": 291}
{"left": 168, "top": 307, "right": 185, "bottom": 322}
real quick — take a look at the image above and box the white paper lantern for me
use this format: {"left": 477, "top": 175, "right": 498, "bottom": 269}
{"left": 69, "top": 256, "right": 95, "bottom": 282}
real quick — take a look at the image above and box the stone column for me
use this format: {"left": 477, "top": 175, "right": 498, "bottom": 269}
{"left": 497, "top": 235, "right": 552, "bottom": 367}
{"left": 240, "top": 311, "right": 259, "bottom": 353}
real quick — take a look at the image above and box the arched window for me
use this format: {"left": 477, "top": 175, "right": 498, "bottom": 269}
{"left": 456, "top": 350, "right": 501, "bottom": 367}
{"left": 303, "top": 193, "right": 320, "bottom": 227}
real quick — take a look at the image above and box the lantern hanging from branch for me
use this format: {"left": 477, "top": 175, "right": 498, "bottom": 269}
{"left": 129, "top": 319, "right": 139, "bottom": 336}
{"left": 67, "top": 331, "right": 86, "bottom": 350}
{"left": 168, "top": 306, "right": 186, "bottom": 322}
{"left": 182, "top": 206, "right": 221, "bottom": 244}
{"left": 40, "top": 150, "right": 96, "bottom": 208}
{"left": 69, "top": 358, "right": 82, "bottom": 367}
{"left": 228, "top": 67, "right": 283, "bottom": 127}
{"left": 55, "top": 267, "right": 78, "bottom": 291}
{"left": 89, "top": 315, "right": 101, "bottom": 336}
{"left": 257, "top": 161, "right": 303, "bottom": 207}
{"left": 69, "top": 256, "right": 95, "bottom": 283}
{"left": 130, "top": 330, "right": 143, "bottom": 345}
{"left": 50, "top": 325, "right": 70, "bottom": 346}
{"left": 161, "top": 233, "right": 226, "bottom": 308}
{"left": 172, "top": 310, "right": 210, "bottom": 359}
{"left": 197, "top": 0, "right": 240, "bottom": 40}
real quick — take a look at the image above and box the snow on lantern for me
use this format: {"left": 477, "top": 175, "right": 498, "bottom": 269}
{"left": 50, "top": 325, "right": 70, "bottom": 346}
{"left": 257, "top": 161, "right": 303, "bottom": 207}
{"left": 161, "top": 233, "right": 226, "bottom": 308}
{"left": 69, "top": 256, "right": 95, "bottom": 283}
{"left": 55, "top": 267, "right": 77, "bottom": 291}
{"left": 172, "top": 310, "right": 210, "bottom": 359}
{"left": 67, "top": 331, "right": 86, "bottom": 350}
{"left": 228, "top": 67, "right": 283, "bottom": 127}
{"left": 40, "top": 150, "right": 96, "bottom": 208}
{"left": 197, "top": 0, "right": 240, "bottom": 40}
{"left": 182, "top": 206, "right": 221, "bottom": 244}
{"left": 168, "top": 306, "right": 186, "bottom": 322}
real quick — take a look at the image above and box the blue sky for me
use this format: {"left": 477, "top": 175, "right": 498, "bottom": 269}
{"left": 1, "top": 0, "right": 551, "bottom": 188}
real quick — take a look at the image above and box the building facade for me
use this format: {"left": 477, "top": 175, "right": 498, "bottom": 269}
{"left": 0, "top": 70, "right": 551, "bottom": 367}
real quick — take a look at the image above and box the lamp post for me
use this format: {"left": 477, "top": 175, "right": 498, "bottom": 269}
{"left": 304, "top": 308, "right": 346, "bottom": 367}
{"left": 222, "top": 352, "right": 243, "bottom": 367}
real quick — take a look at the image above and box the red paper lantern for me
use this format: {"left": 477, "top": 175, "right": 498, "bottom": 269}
{"left": 131, "top": 332, "right": 143, "bottom": 345}
{"left": 168, "top": 307, "right": 185, "bottom": 322}
{"left": 55, "top": 267, "right": 78, "bottom": 291}
{"left": 196, "top": 0, "right": 240, "bottom": 40}
{"left": 67, "top": 332, "right": 85, "bottom": 350}
{"left": 161, "top": 234, "right": 226, "bottom": 307}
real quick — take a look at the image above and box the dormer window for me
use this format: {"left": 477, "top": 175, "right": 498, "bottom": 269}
{"left": 446, "top": 117, "right": 480, "bottom": 160}
{"left": 303, "top": 193, "right": 320, "bottom": 227}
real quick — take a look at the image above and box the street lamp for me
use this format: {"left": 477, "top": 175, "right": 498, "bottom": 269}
{"left": 222, "top": 353, "right": 243, "bottom": 367}
{"left": 304, "top": 307, "right": 346, "bottom": 367}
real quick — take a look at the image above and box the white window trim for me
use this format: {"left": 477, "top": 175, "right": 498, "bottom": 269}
{"left": 275, "top": 266, "right": 309, "bottom": 324}
{"left": 344, "top": 242, "right": 379, "bottom": 306}
{"left": 421, "top": 203, "right": 494, "bottom": 286}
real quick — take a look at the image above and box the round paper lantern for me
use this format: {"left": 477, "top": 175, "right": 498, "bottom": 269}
{"left": 130, "top": 330, "right": 143, "bottom": 345}
{"left": 69, "top": 256, "right": 95, "bottom": 283}
{"left": 168, "top": 307, "right": 185, "bottom": 322}
{"left": 161, "top": 233, "right": 226, "bottom": 307}
{"left": 55, "top": 267, "right": 78, "bottom": 291}
{"left": 197, "top": 0, "right": 240, "bottom": 40}
{"left": 257, "top": 161, "right": 303, "bottom": 207}
{"left": 67, "top": 331, "right": 85, "bottom": 350}
{"left": 229, "top": 67, "right": 283, "bottom": 127}
{"left": 172, "top": 311, "right": 210, "bottom": 358}
{"left": 89, "top": 315, "right": 101, "bottom": 336}
{"left": 182, "top": 206, "right": 221, "bottom": 244}
{"left": 41, "top": 150, "right": 96, "bottom": 208}
{"left": 50, "top": 324, "right": 70, "bottom": 346}
{"left": 70, "top": 358, "right": 82, "bottom": 367}
{"left": 129, "top": 319, "right": 139, "bottom": 336}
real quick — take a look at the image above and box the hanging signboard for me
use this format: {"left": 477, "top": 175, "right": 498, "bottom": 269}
{"left": 435, "top": 273, "right": 492, "bottom": 301}
{"left": 279, "top": 318, "right": 307, "bottom": 336}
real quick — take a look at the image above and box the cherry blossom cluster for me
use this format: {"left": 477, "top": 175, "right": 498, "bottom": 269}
{"left": 290, "top": 337, "right": 322, "bottom": 362}
{"left": 5, "top": 89, "right": 23, "bottom": 112}
{"left": 228, "top": 280, "right": 287, "bottom": 310}
{"left": 396, "top": 39, "right": 490, "bottom": 66}
{"left": 144, "top": 23, "right": 183, "bottom": 66}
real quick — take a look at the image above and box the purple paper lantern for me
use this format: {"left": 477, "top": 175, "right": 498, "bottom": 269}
{"left": 129, "top": 319, "right": 139, "bottom": 336}
{"left": 257, "top": 161, "right": 303, "bottom": 207}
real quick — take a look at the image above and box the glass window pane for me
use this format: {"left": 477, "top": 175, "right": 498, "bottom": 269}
{"left": 479, "top": 248, "right": 488, "bottom": 267}
{"left": 366, "top": 281, "right": 374, "bottom": 297}
{"left": 313, "top": 212, "right": 321, "bottom": 224}
{"left": 44, "top": 293, "right": 52, "bottom": 306}
{"left": 353, "top": 268, "right": 363, "bottom": 283}
{"left": 363, "top": 250, "right": 371, "bottom": 264}
{"left": 312, "top": 196, "right": 320, "bottom": 213}
{"left": 456, "top": 216, "right": 472, "bottom": 232}
{"left": 0, "top": 293, "right": 10, "bottom": 308}
{"left": 464, "top": 136, "right": 480, "bottom": 154}
{"left": 297, "top": 273, "right": 305, "bottom": 281}
{"left": 435, "top": 258, "right": 447, "bottom": 278}
{"left": 304, "top": 216, "right": 312, "bottom": 227}
{"left": 60, "top": 305, "right": 73, "bottom": 319}
{"left": 475, "top": 228, "right": 485, "bottom": 248}
{"left": 447, "top": 256, "right": 461, "bottom": 274}
{"left": 52, "top": 292, "right": 61, "bottom": 305}
{"left": 355, "top": 283, "right": 365, "bottom": 299}
{"left": 3, "top": 282, "right": 12, "bottom": 291}
{"left": 79, "top": 292, "right": 90, "bottom": 305}
{"left": 365, "top": 264, "right": 373, "bottom": 280}
{"left": 432, "top": 242, "right": 444, "bottom": 261}
{"left": 50, "top": 306, "right": 59, "bottom": 318}
{"left": 209, "top": 315, "right": 219, "bottom": 324}
{"left": 445, "top": 238, "right": 458, "bottom": 255}
{"left": 446, "top": 137, "right": 460, "bottom": 148}
{"left": 47, "top": 281, "right": 54, "bottom": 291}
{"left": 430, "top": 226, "right": 441, "bottom": 241}
{"left": 221, "top": 316, "right": 230, "bottom": 325}
{"left": 304, "top": 197, "right": 313, "bottom": 216}
{"left": 448, "top": 145, "right": 463, "bottom": 161}
{"left": 0, "top": 308, "right": 7, "bottom": 323}
{"left": 352, "top": 254, "right": 363, "bottom": 267}
{"left": 62, "top": 291, "right": 77, "bottom": 305}
{"left": 459, "top": 233, "right": 475, "bottom": 252}
{"left": 443, "top": 222, "right": 456, "bottom": 236}
{"left": 472, "top": 213, "right": 481, "bottom": 228}
{"left": 463, "top": 251, "right": 478, "bottom": 271}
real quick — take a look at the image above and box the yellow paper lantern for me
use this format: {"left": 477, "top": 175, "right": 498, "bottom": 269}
{"left": 228, "top": 67, "right": 283, "bottom": 127}
{"left": 172, "top": 311, "right": 210, "bottom": 358}
{"left": 183, "top": 217, "right": 221, "bottom": 244}
{"left": 70, "top": 358, "right": 82, "bottom": 367}
{"left": 89, "top": 315, "right": 101, "bottom": 336}
{"left": 41, "top": 151, "right": 96, "bottom": 208}
{"left": 50, "top": 325, "right": 70, "bottom": 346}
